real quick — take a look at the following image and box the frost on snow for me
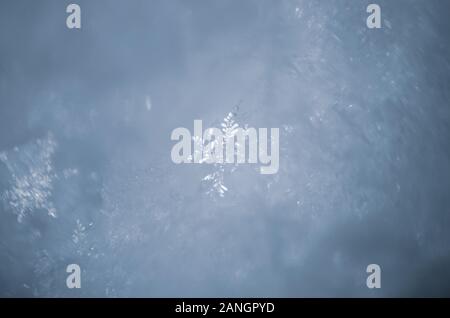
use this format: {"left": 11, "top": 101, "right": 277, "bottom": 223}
{"left": 0, "top": 133, "right": 57, "bottom": 222}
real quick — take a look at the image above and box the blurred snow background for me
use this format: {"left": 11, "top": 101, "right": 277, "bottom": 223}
{"left": 0, "top": 0, "right": 450, "bottom": 297}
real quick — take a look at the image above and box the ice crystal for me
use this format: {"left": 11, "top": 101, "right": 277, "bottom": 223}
{"left": 202, "top": 108, "right": 241, "bottom": 198}
{"left": 0, "top": 133, "right": 57, "bottom": 222}
{"left": 72, "top": 219, "right": 87, "bottom": 244}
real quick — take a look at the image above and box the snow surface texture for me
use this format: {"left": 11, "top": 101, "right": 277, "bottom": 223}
{"left": 1, "top": 0, "right": 450, "bottom": 297}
